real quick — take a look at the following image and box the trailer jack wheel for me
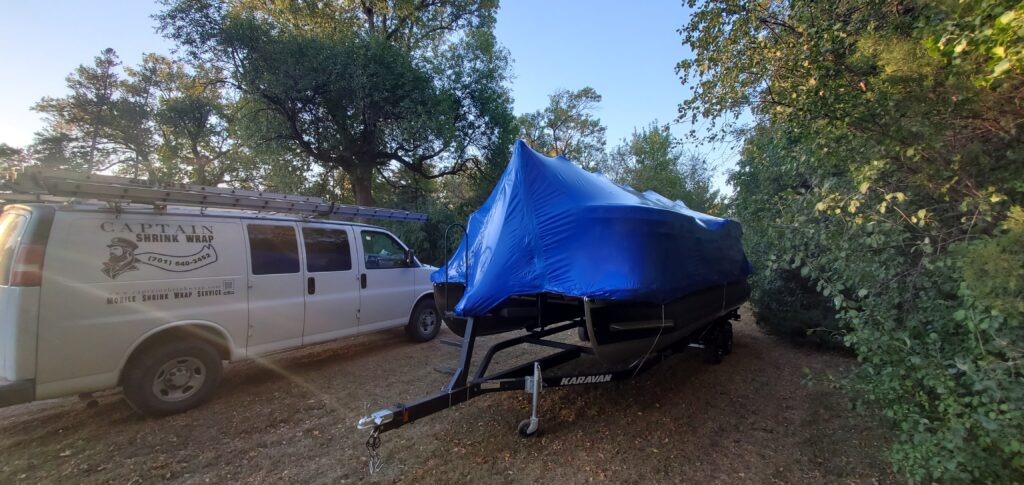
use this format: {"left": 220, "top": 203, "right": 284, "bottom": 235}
{"left": 519, "top": 361, "right": 542, "bottom": 438}
{"left": 518, "top": 418, "right": 538, "bottom": 438}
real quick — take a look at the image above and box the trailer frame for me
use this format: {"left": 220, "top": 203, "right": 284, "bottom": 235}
{"left": 357, "top": 308, "right": 737, "bottom": 462}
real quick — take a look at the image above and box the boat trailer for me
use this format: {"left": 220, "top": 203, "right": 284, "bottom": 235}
{"left": 355, "top": 311, "right": 737, "bottom": 473}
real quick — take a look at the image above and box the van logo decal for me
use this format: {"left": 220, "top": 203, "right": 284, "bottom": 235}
{"left": 103, "top": 237, "right": 219, "bottom": 279}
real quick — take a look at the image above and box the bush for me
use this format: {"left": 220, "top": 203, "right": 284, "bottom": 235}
{"left": 681, "top": 0, "right": 1024, "bottom": 480}
{"left": 750, "top": 268, "right": 841, "bottom": 347}
{"left": 844, "top": 210, "right": 1024, "bottom": 481}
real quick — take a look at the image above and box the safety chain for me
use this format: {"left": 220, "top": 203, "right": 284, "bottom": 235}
{"left": 365, "top": 426, "right": 384, "bottom": 474}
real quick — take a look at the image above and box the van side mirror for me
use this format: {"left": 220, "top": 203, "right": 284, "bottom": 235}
{"left": 404, "top": 249, "right": 416, "bottom": 267}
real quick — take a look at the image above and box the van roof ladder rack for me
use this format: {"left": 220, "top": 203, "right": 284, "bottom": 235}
{"left": 6, "top": 168, "right": 427, "bottom": 222}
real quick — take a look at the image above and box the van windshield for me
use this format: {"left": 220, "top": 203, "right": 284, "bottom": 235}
{"left": 0, "top": 211, "right": 29, "bottom": 286}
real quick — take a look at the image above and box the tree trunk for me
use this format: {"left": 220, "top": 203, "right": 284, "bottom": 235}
{"left": 351, "top": 164, "right": 375, "bottom": 207}
{"left": 196, "top": 160, "right": 208, "bottom": 186}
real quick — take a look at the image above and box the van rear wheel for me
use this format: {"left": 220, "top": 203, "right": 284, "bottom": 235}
{"left": 406, "top": 298, "right": 441, "bottom": 342}
{"left": 122, "top": 338, "right": 223, "bottom": 417}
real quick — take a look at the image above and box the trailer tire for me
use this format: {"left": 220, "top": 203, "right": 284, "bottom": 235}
{"left": 577, "top": 324, "right": 589, "bottom": 342}
{"left": 122, "top": 338, "right": 223, "bottom": 417}
{"left": 703, "top": 343, "right": 724, "bottom": 365}
{"left": 702, "top": 324, "right": 726, "bottom": 365}
{"left": 720, "top": 321, "right": 734, "bottom": 356}
{"left": 406, "top": 298, "right": 441, "bottom": 342}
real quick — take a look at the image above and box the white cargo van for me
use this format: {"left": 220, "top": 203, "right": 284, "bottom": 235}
{"left": 0, "top": 202, "right": 440, "bottom": 416}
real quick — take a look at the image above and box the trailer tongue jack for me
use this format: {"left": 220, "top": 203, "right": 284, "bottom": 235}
{"left": 356, "top": 312, "right": 730, "bottom": 473}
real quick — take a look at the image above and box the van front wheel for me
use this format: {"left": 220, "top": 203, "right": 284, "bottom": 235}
{"left": 406, "top": 298, "right": 441, "bottom": 342}
{"left": 122, "top": 339, "right": 223, "bottom": 417}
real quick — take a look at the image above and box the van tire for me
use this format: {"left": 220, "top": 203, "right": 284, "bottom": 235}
{"left": 406, "top": 298, "right": 441, "bottom": 342}
{"left": 122, "top": 338, "right": 223, "bottom": 417}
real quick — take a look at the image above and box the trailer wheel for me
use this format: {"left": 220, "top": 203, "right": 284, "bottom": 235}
{"left": 720, "top": 321, "right": 734, "bottom": 356}
{"left": 577, "top": 324, "right": 589, "bottom": 342}
{"left": 702, "top": 324, "right": 726, "bottom": 365}
{"left": 703, "top": 342, "right": 724, "bottom": 365}
{"left": 406, "top": 298, "right": 441, "bottom": 342}
{"left": 517, "top": 419, "right": 538, "bottom": 438}
{"left": 122, "top": 338, "right": 223, "bottom": 417}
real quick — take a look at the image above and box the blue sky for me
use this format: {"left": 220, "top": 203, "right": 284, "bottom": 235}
{"left": 0, "top": 0, "right": 736, "bottom": 190}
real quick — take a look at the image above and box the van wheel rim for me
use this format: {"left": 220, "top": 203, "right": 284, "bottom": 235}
{"left": 152, "top": 357, "right": 206, "bottom": 402}
{"left": 419, "top": 308, "right": 437, "bottom": 333}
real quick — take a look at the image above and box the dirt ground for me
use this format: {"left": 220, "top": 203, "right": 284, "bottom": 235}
{"left": 0, "top": 307, "right": 894, "bottom": 483}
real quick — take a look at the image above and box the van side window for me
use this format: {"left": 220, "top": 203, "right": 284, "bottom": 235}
{"left": 0, "top": 213, "right": 29, "bottom": 286}
{"left": 361, "top": 231, "right": 408, "bottom": 269}
{"left": 247, "top": 224, "right": 299, "bottom": 275}
{"left": 302, "top": 227, "right": 352, "bottom": 272}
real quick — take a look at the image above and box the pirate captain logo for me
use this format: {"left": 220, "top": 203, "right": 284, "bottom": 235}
{"left": 101, "top": 237, "right": 219, "bottom": 280}
{"left": 103, "top": 237, "right": 140, "bottom": 279}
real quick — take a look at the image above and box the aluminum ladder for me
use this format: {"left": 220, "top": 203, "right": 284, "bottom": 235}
{"left": 3, "top": 168, "right": 427, "bottom": 222}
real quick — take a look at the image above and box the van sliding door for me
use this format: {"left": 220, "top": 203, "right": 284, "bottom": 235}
{"left": 299, "top": 225, "right": 359, "bottom": 344}
{"left": 244, "top": 223, "right": 305, "bottom": 355}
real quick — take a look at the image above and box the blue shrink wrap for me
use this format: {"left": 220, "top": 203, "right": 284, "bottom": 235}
{"left": 433, "top": 140, "right": 752, "bottom": 317}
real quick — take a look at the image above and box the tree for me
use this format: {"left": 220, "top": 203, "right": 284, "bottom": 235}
{"left": 31, "top": 48, "right": 262, "bottom": 185}
{"left": 0, "top": 144, "right": 29, "bottom": 167}
{"left": 518, "top": 87, "right": 607, "bottom": 169}
{"left": 31, "top": 48, "right": 146, "bottom": 173}
{"left": 0, "top": 144, "right": 30, "bottom": 183}
{"left": 157, "top": 0, "right": 514, "bottom": 206}
{"left": 138, "top": 55, "right": 245, "bottom": 186}
{"left": 605, "top": 122, "right": 722, "bottom": 213}
{"left": 680, "top": 0, "right": 1024, "bottom": 481}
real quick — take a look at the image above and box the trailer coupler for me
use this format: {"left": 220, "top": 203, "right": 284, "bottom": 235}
{"left": 357, "top": 409, "right": 394, "bottom": 430}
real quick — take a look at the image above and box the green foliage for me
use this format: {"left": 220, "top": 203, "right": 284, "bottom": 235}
{"left": 928, "top": 0, "right": 1024, "bottom": 82}
{"left": 30, "top": 48, "right": 255, "bottom": 185}
{"left": 681, "top": 0, "right": 1024, "bottom": 481}
{"left": 0, "top": 144, "right": 28, "bottom": 171}
{"left": 140, "top": 56, "right": 242, "bottom": 185}
{"left": 32, "top": 48, "right": 145, "bottom": 175}
{"left": 517, "top": 87, "right": 608, "bottom": 170}
{"left": 604, "top": 122, "right": 724, "bottom": 214}
{"left": 517, "top": 89, "right": 726, "bottom": 214}
{"left": 158, "top": 0, "right": 514, "bottom": 206}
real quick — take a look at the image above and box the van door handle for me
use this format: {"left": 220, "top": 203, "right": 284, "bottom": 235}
{"left": 307, "top": 277, "right": 316, "bottom": 295}
{"left": 360, "top": 273, "right": 367, "bottom": 289}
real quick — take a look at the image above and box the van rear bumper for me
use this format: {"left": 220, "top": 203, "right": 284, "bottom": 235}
{"left": 0, "top": 379, "right": 34, "bottom": 407}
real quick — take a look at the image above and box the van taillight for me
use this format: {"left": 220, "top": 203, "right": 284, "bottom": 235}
{"left": 10, "top": 244, "right": 45, "bottom": 287}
